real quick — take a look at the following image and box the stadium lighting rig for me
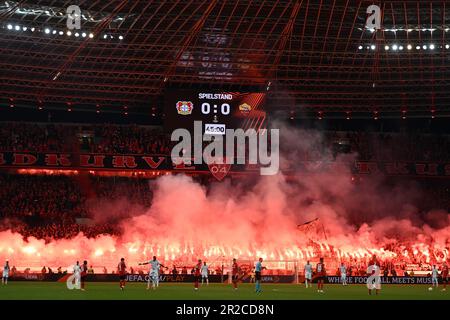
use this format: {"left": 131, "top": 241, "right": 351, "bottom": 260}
{"left": 361, "top": 27, "right": 442, "bottom": 33}
{"left": 359, "top": 43, "right": 447, "bottom": 51}
{"left": 4, "top": 23, "right": 124, "bottom": 41}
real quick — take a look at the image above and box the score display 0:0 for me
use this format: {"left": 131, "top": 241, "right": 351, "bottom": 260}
{"left": 201, "top": 102, "right": 231, "bottom": 115}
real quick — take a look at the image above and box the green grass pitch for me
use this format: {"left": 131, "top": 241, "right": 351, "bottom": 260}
{"left": 0, "top": 282, "right": 449, "bottom": 300}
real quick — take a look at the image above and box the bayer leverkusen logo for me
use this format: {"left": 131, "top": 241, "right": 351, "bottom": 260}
{"left": 207, "top": 157, "right": 231, "bottom": 181}
{"left": 176, "top": 101, "right": 194, "bottom": 115}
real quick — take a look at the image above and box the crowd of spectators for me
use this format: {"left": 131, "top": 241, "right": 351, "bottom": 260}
{"left": 0, "top": 122, "right": 75, "bottom": 153}
{"left": 4, "top": 221, "right": 119, "bottom": 242}
{"left": 1, "top": 121, "right": 450, "bottom": 161}
{"left": 0, "top": 174, "right": 86, "bottom": 222}
{"left": 0, "top": 174, "right": 152, "bottom": 240}
{"left": 418, "top": 181, "right": 450, "bottom": 212}
{"left": 88, "top": 124, "right": 170, "bottom": 154}
{"left": 92, "top": 177, "right": 152, "bottom": 208}
{"left": 0, "top": 172, "right": 448, "bottom": 243}
{"left": 1, "top": 121, "right": 450, "bottom": 242}
{"left": 329, "top": 131, "right": 450, "bottom": 162}
{"left": 0, "top": 122, "right": 170, "bottom": 155}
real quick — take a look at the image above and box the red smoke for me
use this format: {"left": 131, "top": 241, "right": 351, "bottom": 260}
{"left": 0, "top": 127, "right": 449, "bottom": 271}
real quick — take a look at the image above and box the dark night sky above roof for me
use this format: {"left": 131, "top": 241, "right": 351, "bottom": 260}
{"left": 1, "top": 0, "right": 450, "bottom": 117}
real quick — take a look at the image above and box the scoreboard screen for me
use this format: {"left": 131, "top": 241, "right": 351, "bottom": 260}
{"left": 164, "top": 90, "right": 267, "bottom": 135}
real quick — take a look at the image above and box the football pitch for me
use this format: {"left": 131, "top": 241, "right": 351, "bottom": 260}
{"left": 0, "top": 282, "right": 449, "bottom": 300}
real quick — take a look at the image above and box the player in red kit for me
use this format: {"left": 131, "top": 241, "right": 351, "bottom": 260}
{"left": 194, "top": 259, "right": 202, "bottom": 290}
{"left": 316, "top": 257, "right": 326, "bottom": 293}
{"left": 232, "top": 258, "right": 240, "bottom": 290}
{"left": 118, "top": 258, "right": 127, "bottom": 291}
{"left": 80, "top": 260, "right": 88, "bottom": 291}
{"left": 441, "top": 262, "right": 448, "bottom": 291}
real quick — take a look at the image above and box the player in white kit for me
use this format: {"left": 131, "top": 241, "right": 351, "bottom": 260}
{"left": 340, "top": 263, "right": 347, "bottom": 286}
{"left": 73, "top": 261, "right": 81, "bottom": 289}
{"left": 139, "top": 256, "right": 165, "bottom": 290}
{"left": 430, "top": 265, "right": 439, "bottom": 290}
{"left": 201, "top": 262, "right": 209, "bottom": 286}
{"left": 2, "top": 261, "right": 10, "bottom": 285}
{"left": 304, "top": 261, "right": 312, "bottom": 288}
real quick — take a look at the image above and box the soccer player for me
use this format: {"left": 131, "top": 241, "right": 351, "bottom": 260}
{"left": 255, "top": 258, "right": 266, "bottom": 293}
{"left": 441, "top": 262, "right": 448, "bottom": 291}
{"left": 80, "top": 260, "right": 88, "bottom": 291}
{"left": 118, "top": 258, "right": 127, "bottom": 290}
{"left": 194, "top": 259, "right": 202, "bottom": 290}
{"left": 231, "top": 258, "right": 240, "bottom": 290}
{"left": 2, "top": 261, "right": 10, "bottom": 285}
{"left": 430, "top": 265, "right": 439, "bottom": 290}
{"left": 340, "top": 262, "right": 347, "bottom": 286}
{"left": 73, "top": 261, "right": 81, "bottom": 289}
{"left": 367, "top": 257, "right": 381, "bottom": 295}
{"left": 139, "top": 256, "right": 165, "bottom": 290}
{"left": 316, "top": 257, "right": 326, "bottom": 293}
{"left": 304, "top": 261, "right": 312, "bottom": 288}
{"left": 201, "top": 261, "right": 209, "bottom": 286}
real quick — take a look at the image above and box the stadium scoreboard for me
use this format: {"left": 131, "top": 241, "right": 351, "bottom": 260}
{"left": 164, "top": 90, "right": 267, "bottom": 135}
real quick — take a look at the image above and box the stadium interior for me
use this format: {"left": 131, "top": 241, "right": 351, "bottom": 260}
{"left": 0, "top": 1, "right": 449, "bottom": 284}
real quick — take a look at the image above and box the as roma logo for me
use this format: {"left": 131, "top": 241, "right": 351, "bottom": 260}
{"left": 239, "top": 103, "right": 252, "bottom": 114}
{"left": 176, "top": 101, "right": 194, "bottom": 115}
{"left": 207, "top": 157, "right": 231, "bottom": 181}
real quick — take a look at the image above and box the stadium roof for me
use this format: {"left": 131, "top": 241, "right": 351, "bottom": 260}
{"left": 1, "top": 0, "right": 450, "bottom": 118}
